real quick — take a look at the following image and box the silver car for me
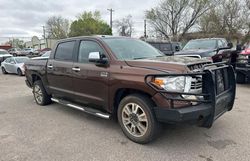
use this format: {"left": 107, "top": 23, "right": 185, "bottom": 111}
{"left": 1, "top": 57, "right": 29, "bottom": 76}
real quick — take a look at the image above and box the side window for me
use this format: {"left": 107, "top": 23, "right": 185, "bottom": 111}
{"left": 218, "top": 40, "right": 224, "bottom": 48}
{"left": 55, "top": 41, "right": 75, "bottom": 61}
{"left": 78, "top": 40, "right": 105, "bottom": 63}
{"left": 5, "top": 58, "right": 10, "bottom": 63}
{"left": 9, "top": 58, "right": 15, "bottom": 64}
{"left": 160, "top": 43, "right": 171, "bottom": 51}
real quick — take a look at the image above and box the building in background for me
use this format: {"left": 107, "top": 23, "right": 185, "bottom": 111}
{"left": 25, "top": 36, "right": 57, "bottom": 49}
{"left": 0, "top": 44, "right": 12, "bottom": 50}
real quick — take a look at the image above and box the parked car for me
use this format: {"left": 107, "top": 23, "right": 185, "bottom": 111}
{"left": 145, "top": 39, "right": 181, "bottom": 55}
{"left": 33, "top": 49, "right": 42, "bottom": 55}
{"left": 0, "top": 49, "right": 12, "bottom": 65}
{"left": 32, "top": 51, "right": 51, "bottom": 60}
{"left": 175, "top": 38, "right": 237, "bottom": 65}
{"left": 235, "top": 44, "right": 250, "bottom": 83}
{"left": 24, "top": 36, "right": 236, "bottom": 144}
{"left": 38, "top": 48, "right": 52, "bottom": 56}
{"left": 20, "top": 48, "right": 34, "bottom": 56}
{"left": 1, "top": 57, "right": 29, "bottom": 76}
{"left": 8, "top": 48, "right": 22, "bottom": 56}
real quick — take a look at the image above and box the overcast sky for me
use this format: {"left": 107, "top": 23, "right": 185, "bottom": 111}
{"left": 0, "top": 0, "right": 160, "bottom": 43}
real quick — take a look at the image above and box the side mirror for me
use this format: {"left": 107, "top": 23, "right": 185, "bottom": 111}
{"left": 88, "top": 52, "right": 108, "bottom": 66}
{"left": 175, "top": 46, "right": 180, "bottom": 52}
{"left": 227, "top": 42, "right": 233, "bottom": 49}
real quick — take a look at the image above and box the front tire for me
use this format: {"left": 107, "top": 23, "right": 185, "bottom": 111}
{"left": 236, "top": 72, "right": 246, "bottom": 84}
{"left": 117, "top": 94, "right": 160, "bottom": 144}
{"left": 33, "top": 80, "right": 51, "bottom": 106}
{"left": 1, "top": 67, "right": 7, "bottom": 74}
{"left": 17, "top": 68, "right": 23, "bottom": 76}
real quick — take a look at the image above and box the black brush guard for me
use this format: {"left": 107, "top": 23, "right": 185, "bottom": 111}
{"left": 145, "top": 62, "right": 236, "bottom": 128}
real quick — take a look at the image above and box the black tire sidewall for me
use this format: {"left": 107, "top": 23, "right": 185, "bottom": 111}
{"left": 118, "top": 94, "right": 158, "bottom": 144}
{"left": 2, "top": 67, "right": 7, "bottom": 74}
{"left": 17, "top": 68, "right": 22, "bottom": 76}
{"left": 33, "top": 80, "right": 51, "bottom": 106}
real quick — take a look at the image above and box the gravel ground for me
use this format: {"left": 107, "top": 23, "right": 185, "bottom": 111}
{"left": 0, "top": 73, "right": 249, "bottom": 161}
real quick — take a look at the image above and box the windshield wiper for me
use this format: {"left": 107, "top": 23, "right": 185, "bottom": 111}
{"left": 133, "top": 57, "right": 150, "bottom": 60}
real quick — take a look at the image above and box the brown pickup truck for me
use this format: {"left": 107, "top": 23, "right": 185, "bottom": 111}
{"left": 24, "top": 36, "right": 236, "bottom": 144}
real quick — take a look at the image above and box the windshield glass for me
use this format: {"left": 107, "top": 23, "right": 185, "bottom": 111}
{"left": 0, "top": 50, "right": 9, "bottom": 55}
{"left": 103, "top": 38, "right": 164, "bottom": 60}
{"left": 183, "top": 40, "right": 217, "bottom": 50}
{"left": 42, "top": 51, "right": 51, "bottom": 57}
{"left": 15, "top": 57, "right": 29, "bottom": 63}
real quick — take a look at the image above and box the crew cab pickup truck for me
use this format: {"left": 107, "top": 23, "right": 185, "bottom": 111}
{"left": 175, "top": 38, "right": 237, "bottom": 66}
{"left": 25, "top": 36, "right": 236, "bottom": 144}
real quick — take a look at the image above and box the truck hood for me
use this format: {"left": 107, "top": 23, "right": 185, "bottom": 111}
{"left": 175, "top": 49, "right": 215, "bottom": 57}
{"left": 125, "top": 56, "right": 210, "bottom": 73}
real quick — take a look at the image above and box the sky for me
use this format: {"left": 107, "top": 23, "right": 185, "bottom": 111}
{"left": 0, "top": 0, "right": 160, "bottom": 44}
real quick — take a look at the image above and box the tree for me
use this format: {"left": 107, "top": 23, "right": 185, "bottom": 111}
{"left": 146, "top": 0, "right": 215, "bottom": 40}
{"left": 199, "top": 0, "right": 244, "bottom": 39}
{"left": 115, "top": 15, "right": 134, "bottom": 37}
{"left": 46, "top": 16, "right": 70, "bottom": 39}
{"left": 69, "top": 11, "right": 112, "bottom": 37}
{"left": 7, "top": 39, "right": 24, "bottom": 48}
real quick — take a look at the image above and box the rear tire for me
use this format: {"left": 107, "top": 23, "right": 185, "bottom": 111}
{"left": 17, "top": 68, "right": 22, "bottom": 76}
{"left": 33, "top": 80, "right": 51, "bottom": 106}
{"left": 236, "top": 72, "right": 246, "bottom": 84}
{"left": 1, "top": 67, "right": 7, "bottom": 74}
{"left": 117, "top": 94, "right": 160, "bottom": 144}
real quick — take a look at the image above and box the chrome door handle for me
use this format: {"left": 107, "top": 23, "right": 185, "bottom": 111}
{"left": 47, "top": 65, "right": 53, "bottom": 69}
{"left": 72, "top": 67, "right": 80, "bottom": 72}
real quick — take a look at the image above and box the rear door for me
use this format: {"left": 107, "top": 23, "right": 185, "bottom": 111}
{"left": 46, "top": 41, "right": 76, "bottom": 99}
{"left": 71, "top": 40, "right": 109, "bottom": 109}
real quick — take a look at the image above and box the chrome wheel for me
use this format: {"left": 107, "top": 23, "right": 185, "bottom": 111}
{"left": 122, "top": 103, "right": 148, "bottom": 137}
{"left": 34, "top": 85, "right": 43, "bottom": 104}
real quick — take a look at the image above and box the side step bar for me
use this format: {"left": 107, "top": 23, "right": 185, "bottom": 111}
{"left": 51, "top": 98, "right": 111, "bottom": 119}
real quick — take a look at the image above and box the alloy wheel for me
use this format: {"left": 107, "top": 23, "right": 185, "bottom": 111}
{"left": 121, "top": 103, "right": 148, "bottom": 137}
{"left": 34, "top": 85, "right": 43, "bottom": 104}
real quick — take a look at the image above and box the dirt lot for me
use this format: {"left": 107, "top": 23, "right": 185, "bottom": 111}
{"left": 0, "top": 73, "right": 249, "bottom": 161}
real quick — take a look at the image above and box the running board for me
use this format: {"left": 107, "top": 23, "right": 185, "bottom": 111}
{"left": 51, "top": 98, "right": 111, "bottom": 119}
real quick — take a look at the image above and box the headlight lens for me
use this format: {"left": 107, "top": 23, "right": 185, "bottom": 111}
{"left": 237, "top": 54, "right": 249, "bottom": 63}
{"left": 153, "top": 76, "right": 192, "bottom": 93}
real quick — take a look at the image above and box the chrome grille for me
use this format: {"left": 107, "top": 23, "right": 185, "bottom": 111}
{"left": 188, "top": 62, "right": 210, "bottom": 71}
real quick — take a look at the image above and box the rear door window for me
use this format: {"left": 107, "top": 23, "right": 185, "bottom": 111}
{"left": 55, "top": 41, "right": 75, "bottom": 61}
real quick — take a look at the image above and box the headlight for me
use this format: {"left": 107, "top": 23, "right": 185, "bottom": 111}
{"left": 153, "top": 76, "right": 192, "bottom": 93}
{"left": 237, "top": 54, "right": 249, "bottom": 63}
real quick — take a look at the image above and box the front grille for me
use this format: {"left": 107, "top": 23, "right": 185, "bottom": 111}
{"left": 188, "top": 62, "right": 211, "bottom": 71}
{"left": 191, "top": 76, "right": 202, "bottom": 91}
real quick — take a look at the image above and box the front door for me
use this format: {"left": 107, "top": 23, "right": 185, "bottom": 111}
{"left": 47, "top": 41, "right": 76, "bottom": 99}
{"left": 71, "top": 40, "right": 109, "bottom": 110}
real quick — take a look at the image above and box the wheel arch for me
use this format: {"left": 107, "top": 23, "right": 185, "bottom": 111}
{"left": 111, "top": 88, "right": 156, "bottom": 117}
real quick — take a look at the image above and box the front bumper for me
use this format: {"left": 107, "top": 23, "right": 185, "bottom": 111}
{"left": 146, "top": 62, "right": 236, "bottom": 128}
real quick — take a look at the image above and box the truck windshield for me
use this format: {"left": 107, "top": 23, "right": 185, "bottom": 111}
{"left": 103, "top": 38, "right": 164, "bottom": 60}
{"left": 183, "top": 40, "right": 217, "bottom": 50}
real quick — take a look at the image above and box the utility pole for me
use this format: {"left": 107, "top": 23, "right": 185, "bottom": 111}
{"left": 107, "top": 8, "right": 114, "bottom": 34}
{"left": 144, "top": 19, "right": 147, "bottom": 38}
{"left": 42, "top": 26, "right": 47, "bottom": 48}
